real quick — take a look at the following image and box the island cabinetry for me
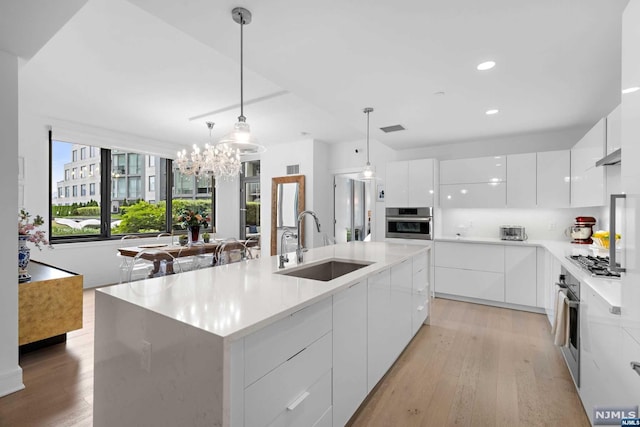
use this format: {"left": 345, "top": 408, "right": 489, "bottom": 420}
{"left": 434, "top": 242, "right": 505, "bottom": 302}
{"left": 412, "top": 252, "right": 430, "bottom": 335}
{"left": 243, "top": 297, "right": 333, "bottom": 427}
{"left": 332, "top": 281, "right": 367, "bottom": 427}
{"left": 504, "top": 246, "right": 537, "bottom": 307}
{"left": 385, "top": 159, "right": 436, "bottom": 207}
{"left": 367, "top": 268, "right": 393, "bottom": 391}
{"left": 390, "top": 259, "right": 413, "bottom": 358}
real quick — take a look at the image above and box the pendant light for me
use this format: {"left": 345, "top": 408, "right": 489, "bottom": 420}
{"left": 217, "top": 7, "right": 265, "bottom": 155}
{"left": 362, "top": 107, "right": 375, "bottom": 179}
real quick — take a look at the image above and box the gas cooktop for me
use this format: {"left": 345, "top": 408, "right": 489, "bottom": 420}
{"left": 567, "top": 255, "right": 621, "bottom": 279}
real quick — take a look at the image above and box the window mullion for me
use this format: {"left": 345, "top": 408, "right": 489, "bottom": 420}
{"left": 101, "top": 148, "right": 111, "bottom": 238}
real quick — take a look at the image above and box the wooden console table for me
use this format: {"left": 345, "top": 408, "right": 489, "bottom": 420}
{"left": 19, "top": 261, "right": 83, "bottom": 349}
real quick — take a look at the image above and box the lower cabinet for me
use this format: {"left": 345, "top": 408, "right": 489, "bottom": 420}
{"left": 412, "top": 252, "right": 430, "bottom": 335}
{"left": 333, "top": 281, "right": 367, "bottom": 427}
{"left": 504, "top": 246, "right": 537, "bottom": 306}
{"left": 367, "top": 268, "right": 393, "bottom": 392}
{"left": 390, "top": 259, "right": 413, "bottom": 359}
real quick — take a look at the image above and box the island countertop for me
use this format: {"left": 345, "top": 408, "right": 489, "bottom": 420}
{"left": 97, "top": 241, "right": 429, "bottom": 341}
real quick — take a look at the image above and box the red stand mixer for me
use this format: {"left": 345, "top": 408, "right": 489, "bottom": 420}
{"left": 565, "top": 216, "right": 597, "bottom": 244}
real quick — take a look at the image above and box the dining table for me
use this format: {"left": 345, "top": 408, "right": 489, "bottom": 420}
{"left": 118, "top": 239, "right": 259, "bottom": 276}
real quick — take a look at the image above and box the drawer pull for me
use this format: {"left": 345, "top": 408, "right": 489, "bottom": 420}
{"left": 632, "top": 361, "right": 640, "bottom": 376}
{"left": 287, "top": 391, "right": 310, "bottom": 411}
{"left": 286, "top": 347, "right": 306, "bottom": 362}
{"left": 417, "top": 305, "right": 425, "bottom": 311}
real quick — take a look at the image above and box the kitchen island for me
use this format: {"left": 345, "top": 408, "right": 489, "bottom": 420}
{"left": 93, "top": 241, "right": 431, "bottom": 427}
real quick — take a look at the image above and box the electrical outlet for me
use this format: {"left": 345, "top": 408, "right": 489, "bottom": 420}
{"left": 141, "top": 340, "right": 152, "bottom": 373}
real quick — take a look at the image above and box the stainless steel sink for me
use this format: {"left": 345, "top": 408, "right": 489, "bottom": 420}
{"left": 276, "top": 259, "right": 373, "bottom": 282}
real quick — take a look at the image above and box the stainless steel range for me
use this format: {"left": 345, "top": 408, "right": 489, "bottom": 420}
{"left": 557, "top": 267, "right": 581, "bottom": 387}
{"left": 567, "top": 255, "right": 621, "bottom": 278}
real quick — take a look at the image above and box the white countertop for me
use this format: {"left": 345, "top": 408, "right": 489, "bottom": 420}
{"left": 98, "top": 241, "right": 429, "bottom": 341}
{"left": 435, "top": 236, "right": 621, "bottom": 309}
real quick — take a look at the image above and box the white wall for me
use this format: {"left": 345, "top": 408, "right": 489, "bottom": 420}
{"left": 396, "top": 127, "right": 587, "bottom": 161}
{"left": 215, "top": 178, "right": 240, "bottom": 239}
{"left": 0, "top": 49, "right": 24, "bottom": 397}
{"left": 440, "top": 207, "right": 603, "bottom": 240}
{"left": 312, "top": 141, "right": 332, "bottom": 248}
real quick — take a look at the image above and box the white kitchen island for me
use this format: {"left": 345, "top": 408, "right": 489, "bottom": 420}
{"left": 93, "top": 241, "right": 431, "bottom": 427}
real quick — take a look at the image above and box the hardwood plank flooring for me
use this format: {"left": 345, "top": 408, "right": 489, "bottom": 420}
{"left": 349, "top": 298, "right": 590, "bottom": 427}
{"left": 0, "top": 292, "right": 589, "bottom": 427}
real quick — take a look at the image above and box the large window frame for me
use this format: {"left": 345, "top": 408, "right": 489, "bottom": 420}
{"left": 49, "top": 131, "right": 215, "bottom": 243}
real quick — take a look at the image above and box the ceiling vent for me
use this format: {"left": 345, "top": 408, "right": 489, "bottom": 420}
{"left": 286, "top": 164, "right": 300, "bottom": 175}
{"left": 380, "top": 124, "right": 405, "bottom": 133}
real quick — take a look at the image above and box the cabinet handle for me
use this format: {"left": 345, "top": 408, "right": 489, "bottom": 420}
{"left": 632, "top": 362, "right": 640, "bottom": 377}
{"left": 609, "top": 306, "right": 621, "bottom": 315}
{"left": 287, "top": 391, "right": 310, "bottom": 411}
{"left": 610, "top": 194, "right": 627, "bottom": 273}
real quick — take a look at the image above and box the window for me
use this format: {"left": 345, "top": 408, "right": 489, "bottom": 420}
{"left": 240, "top": 160, "right": 260, "bottom": 239}
{"left": 72, "top": 150, "right": 77, "bottom": 161}
{"left": 51, "top": 137, "right": 202, "bottom": 240}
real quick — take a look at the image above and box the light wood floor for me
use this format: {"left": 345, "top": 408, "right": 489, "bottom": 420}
{"left": 0, "top": 291, "right": 589, "bottom": 427}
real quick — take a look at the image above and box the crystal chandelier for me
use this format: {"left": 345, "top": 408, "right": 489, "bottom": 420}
{"left": 175, "top": 122, "right": 241, "bottom": 180}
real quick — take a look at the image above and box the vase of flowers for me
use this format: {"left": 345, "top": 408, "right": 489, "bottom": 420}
{"left": 18, "top": 209, "right": 51, "bottom": 282}
{"left": 177, "top": 208, "right": 210, "bottom": 244}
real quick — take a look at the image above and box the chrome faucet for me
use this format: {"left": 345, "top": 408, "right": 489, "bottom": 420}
{"left": 278, "top": 229, "right": 295, "bottom": 269}
{"left": 296, "top": 210, "right": 321, "bottom": 263}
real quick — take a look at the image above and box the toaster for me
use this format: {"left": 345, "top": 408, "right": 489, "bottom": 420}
{"left": 500, "top": 225, "right": 527, "bottom": 241}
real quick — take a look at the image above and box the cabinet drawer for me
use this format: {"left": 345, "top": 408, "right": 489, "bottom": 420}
{"left": 440, "top": 183, "right": 506, "bottom": 209}
{"left": 244, "top": 297, "right": 332, "bottom": 386}
{"left": 412, "top": 293, "right": 429, "bottom": 335}
{"left": 413, "top": 268, "right": 428, "bottom": 295}
{"left": 412, "top": 252, "right": 428, "bottom": 275}
{"left": 435, "top": 242, "right": 504, "bottom": 272}
{"left": 435, "top": 267, "right": 505, "bottom": 302}
{"left": 246, "top": 332, "right": 332, "bottom": 427}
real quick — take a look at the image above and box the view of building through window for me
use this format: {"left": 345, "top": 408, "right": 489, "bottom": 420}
{"left": 51, "top": 140, "right": 216, "bottom": 239}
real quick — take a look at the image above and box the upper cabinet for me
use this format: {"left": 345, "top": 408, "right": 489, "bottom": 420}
{"left": 440, "top": 156, "right": 506, "bottom": 208}
{"left": 506, "top": 153, "right": 536, "bottom": 208}
{"left": 571, "top": 118, "right": 606, "bottom": 207}
{"left": 622, "top": 0, "right": 640, "bottom": 195}
{"left": 537, "top": 150, "right": 571, "bottom": 208}
{"left": 606, "top": 104, "right": 622, "bottom": 155}
{"left": 386, "top": 159, "right": 436, "bottom": 207}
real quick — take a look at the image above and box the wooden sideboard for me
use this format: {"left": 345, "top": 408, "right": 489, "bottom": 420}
{"left": 19, "top": 261, "right": 83, "bottom": 348}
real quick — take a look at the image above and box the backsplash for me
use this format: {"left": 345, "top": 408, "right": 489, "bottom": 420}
{"left": 438, "top": 207, "right": 603, "bottom": 241}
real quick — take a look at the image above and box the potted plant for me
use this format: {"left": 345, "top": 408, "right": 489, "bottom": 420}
{"left": 202, "top": 232, "right": 211, "bottom": 243}
{"left": 178, "top": 234, "right": 188, "bottom": 246}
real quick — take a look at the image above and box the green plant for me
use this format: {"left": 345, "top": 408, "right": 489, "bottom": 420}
{"left": 178, "top": 234, "right": 188, "bottom": 245}
{"left": 202, "top": 232, "right": 211, "bottom": 243}
{"left": 245, "top": 201, "right": 260, "bottom": 226}
{"left": 115, "top": 200, "right": 166, "bottom": 233}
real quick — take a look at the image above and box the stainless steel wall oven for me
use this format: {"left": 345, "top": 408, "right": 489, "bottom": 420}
{"left": 385, "top": 207, "right": 433, "bottom": 240}
{"left": 557, "top": 266, "right": 580, "bottom": 387}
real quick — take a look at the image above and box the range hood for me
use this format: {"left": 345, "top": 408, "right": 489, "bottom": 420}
{"left": 595, "top": 148, "right": 621, "bottom": 167}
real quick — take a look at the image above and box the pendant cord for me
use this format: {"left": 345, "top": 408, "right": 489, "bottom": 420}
{"left": 239, "top": 14, "right": 245, "bottom": 121}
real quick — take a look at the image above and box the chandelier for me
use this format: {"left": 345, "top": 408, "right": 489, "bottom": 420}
{"left": 175, "top": 122, "right": 241, "bottom": 180}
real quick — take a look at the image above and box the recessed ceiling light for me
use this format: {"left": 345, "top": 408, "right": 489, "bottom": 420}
{"left": 622, "top": 86, "right": 640, "bottom": 94}
{"left": 477, "top": 61, "right": 496, "bottom": 71}
{"left": 486, "top": 109, "right": 499, "bottom": 115}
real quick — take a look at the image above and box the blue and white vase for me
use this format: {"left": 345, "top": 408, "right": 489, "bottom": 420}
{"left": 18, "top": 235, "right": 31, "bottom": 282}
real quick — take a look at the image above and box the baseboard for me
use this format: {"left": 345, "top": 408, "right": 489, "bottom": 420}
{"left": 435, "top": 293, "right": 545, "bottom": 314}
{"left": 0, "top": 365, "right": 24, "bottom": 397}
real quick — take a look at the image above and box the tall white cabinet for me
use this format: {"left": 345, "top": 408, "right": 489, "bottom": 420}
{"left": 571, "top": 118, "right": 606, "bottom": 207}
{"left": 537, "top": 150, "right": 571, "bottom": 208}
{"left": 440, "top": 156, "right": 506, "bottom": 208}
{"left": 506, "top": 153, "right": 536, "bottom": 208}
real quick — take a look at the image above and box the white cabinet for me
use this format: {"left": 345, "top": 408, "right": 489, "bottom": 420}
{"left": 434, "top": 242, "right": 505, "bottom": 302}
{"left": 440, "top": 156, "right": 506, "bottom": 184}
{"left": 385, "top": 159, "right": 436, "bottom": 207}
{"left": 537, "top": 150, "right": 571, "bottom": 208}
{"left": 390, "top": 259, "right": 413, "bottom": 357}
{"left": 506, "top": 153, "right": 536, "bottom": 208}
{"left": 412, "top": 252, "right": 430, "bottom": 335}
{"left": 367, "top": 268, "right": 392, "bottom": 392}
{"left": 332, "top": 281, "right": 367, "bottom": 427}
{"left": 571, "top": 118, "right": 606, "bottom": 207}
{"left": 504, "top": 246, "right": 537, "bottom": 307}
{"left": 607, "top": 103, "right": 622, "bottom": 154}
{"left": 440, "top": 156, "right": 506, "bottom": 208}
{"left": 622, "top": 0, "right": 640, "bottom": 195}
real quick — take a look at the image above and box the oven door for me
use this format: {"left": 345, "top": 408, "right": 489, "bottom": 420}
{"left": 385, "top": 216, "right": 432, "bottom": 240}
{"left": 561, "top": 292, "right": 580, "bottom": 387}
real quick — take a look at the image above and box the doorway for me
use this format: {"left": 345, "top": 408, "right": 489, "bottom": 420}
{"left": 334, "top": 174, "right": 373, "bottom": 243}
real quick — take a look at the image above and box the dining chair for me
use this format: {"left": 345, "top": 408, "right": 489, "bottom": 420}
{"left": 127, "top": 248, "right": 183, "bottom": 282}
{"left": 176, "top": 242, "right": 209, "bottom": 271}
{"left": 245, "top": 235, "right": 261, "bottom": 259}
{"left": 215, "top": 238, "right": 252, "bottom": 265}
{"left": 117, "top": 235, "right": 141, "bottom": 283}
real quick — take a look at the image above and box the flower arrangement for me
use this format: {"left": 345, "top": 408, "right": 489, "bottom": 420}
{"left": 177, "top": 209, "right": 210, "bottom": 229}
{"left": 592, "top": 230, "right": 621, "bottom": 249}
{"left": 18, "top": 209, "right": 51, "bottom": 250}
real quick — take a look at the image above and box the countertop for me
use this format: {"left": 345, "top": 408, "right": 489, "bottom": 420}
{"left": 435, "top": 236, "right": 621, "bottom": 310}
{"left": 98, "top": 241, "right": 429, "bottom": 341}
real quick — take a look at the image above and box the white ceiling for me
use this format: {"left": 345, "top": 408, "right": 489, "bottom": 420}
{"left": 11, "top": 0, "right": 629, "bottom": 154}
